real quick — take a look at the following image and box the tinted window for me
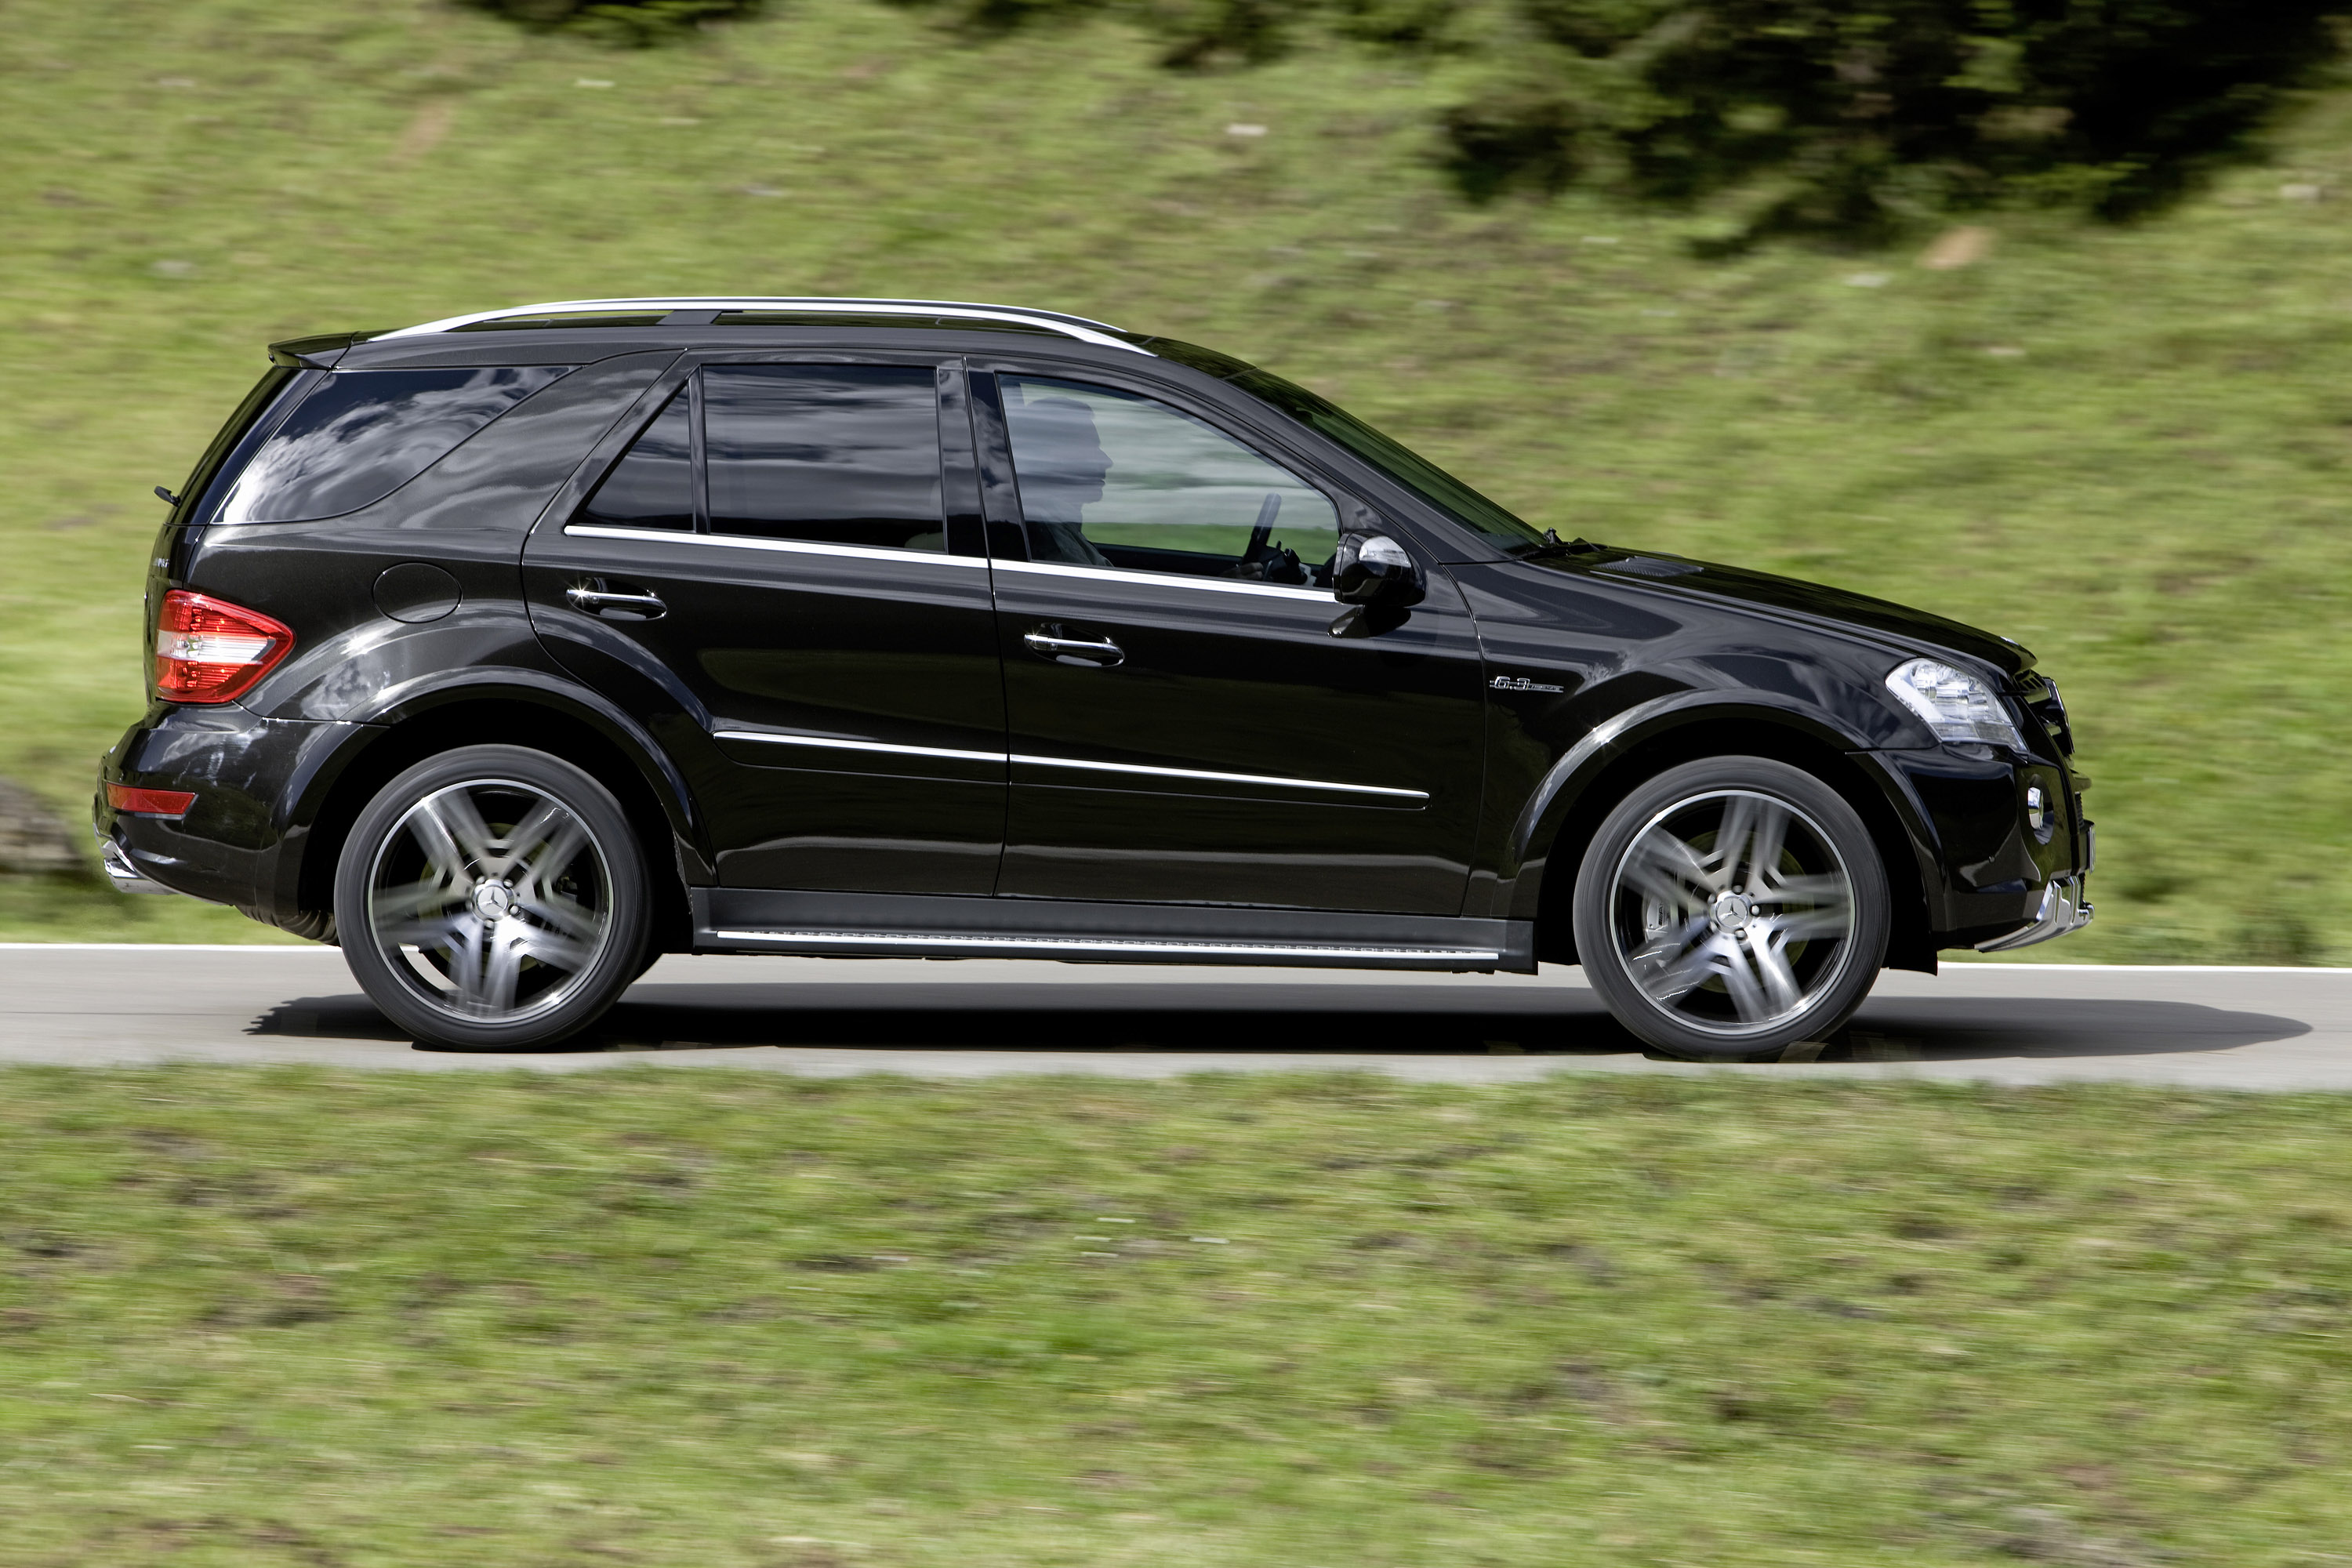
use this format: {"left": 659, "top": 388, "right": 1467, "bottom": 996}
{"left": 178, "top": 365, "right": 303, "bottom": 524}
{"left": 580, "top": 387, "right": 692, "bottom": 532}
{"left": 704, "top": 365, "right": 943, "bottom": 552}
{"left": 1000, "top": 375, "right": 1338, "bottom": 585}
{"left": 1227, "top": 368, "right": 1548, "bottom": 553}
{"left": 213, "top": 366, "right": 572, "bottom": 524}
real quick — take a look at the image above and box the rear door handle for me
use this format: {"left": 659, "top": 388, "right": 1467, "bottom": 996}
{"left": 1023, "top": 630, "right": 1124, "bottom": 667}
{"left": 567, "top": 585, "right": 667, "bottom": 621}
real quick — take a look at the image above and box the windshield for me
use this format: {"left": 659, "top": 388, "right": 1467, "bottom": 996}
{"left": 1225, "top": 368, "right": 1548, "bottom": 553}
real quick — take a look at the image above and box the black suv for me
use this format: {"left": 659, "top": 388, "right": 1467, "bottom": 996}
{"left": 98, "top": 296, "right": 2092, "bottom": 1058}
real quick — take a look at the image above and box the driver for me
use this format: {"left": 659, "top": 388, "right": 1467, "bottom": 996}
{"left": 1006, "top": 395, "right": 1116, "bottom": 567}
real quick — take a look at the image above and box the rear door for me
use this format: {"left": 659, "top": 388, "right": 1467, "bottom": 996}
{"left": 522, "top": 354, "right": 1006, "bottom": 895}
{"left": 973, "top": 365, "right": 1487, "bottom": 914}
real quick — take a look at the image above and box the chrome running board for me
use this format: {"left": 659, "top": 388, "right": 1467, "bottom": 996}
{"left": 691, "top": 889, "right": 1534, "bottom": 973}
{"left": 710, "top": 928, "right": 1500, "bottom": 966}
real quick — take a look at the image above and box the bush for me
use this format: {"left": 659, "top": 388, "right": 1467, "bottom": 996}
{"left": 457, "top": 0, "right": 765, "bottom": 46}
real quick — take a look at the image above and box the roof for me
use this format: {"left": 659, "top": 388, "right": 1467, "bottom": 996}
{"left": 374, "top": 296, "right": 1152, "bottom": 354}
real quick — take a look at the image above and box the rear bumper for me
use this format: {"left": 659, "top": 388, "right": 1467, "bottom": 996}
{"left": 95, "top": 704, "right": 365, "bottom": 930}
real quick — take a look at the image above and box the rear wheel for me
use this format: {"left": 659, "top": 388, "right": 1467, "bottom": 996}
{"left": 1571, "top": 757, "right": 1889, "bottom": 1061}
{"left": 333, "top": 745, "right": 650, "bottom": 1051}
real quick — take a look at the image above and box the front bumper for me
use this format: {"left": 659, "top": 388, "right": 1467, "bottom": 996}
{"left": 1869, "top": 744, "right": 2095, "bottom": 953}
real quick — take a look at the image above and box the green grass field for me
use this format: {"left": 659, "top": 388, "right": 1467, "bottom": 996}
{"left": 3, "top": 0, "right": 2348, "bottom": 957}
{"left": 3, "top": 1066, "right": 2349, "bottom": 1566}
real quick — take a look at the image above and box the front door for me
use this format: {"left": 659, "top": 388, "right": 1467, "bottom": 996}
{"left": 523, "top": 356, "right": 1006, "bottom": 895}
{"left": 974, "top": 367, "right": 1486, "bottom": 914}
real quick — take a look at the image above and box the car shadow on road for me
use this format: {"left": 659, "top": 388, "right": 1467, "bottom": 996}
{"left": 246, "top": 981, "right": 2310, "bottom": 1062}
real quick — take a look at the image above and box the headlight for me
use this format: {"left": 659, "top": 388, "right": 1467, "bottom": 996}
{"left": 1885, "top": 657, "right": 2028, "bottom": 750}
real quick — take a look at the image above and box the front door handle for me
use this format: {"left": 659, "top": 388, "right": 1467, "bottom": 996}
{"left": 1023, "top": 629, "right": 1124, "bottom": 667}
{"left": 566, "top": 585, "right": 667, "bottom": 621}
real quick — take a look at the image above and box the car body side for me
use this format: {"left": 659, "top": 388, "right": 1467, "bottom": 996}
{"left": 97, "top": 322, "right": 2089, "bottom": 967}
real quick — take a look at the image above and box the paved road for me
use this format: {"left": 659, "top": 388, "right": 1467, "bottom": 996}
{"left": 1, "top": 945, "right": 2346, "bottom": 1088}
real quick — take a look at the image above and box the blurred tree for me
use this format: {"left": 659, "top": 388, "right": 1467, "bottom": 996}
{"left": 470, "top": 0, "right": 2347, "bottom": 244}
{"left": 1449, "top": 1, "right": 2348, "bottom": 246}
{"left": 457, "top": 0, "right": 764, "bottom": 46}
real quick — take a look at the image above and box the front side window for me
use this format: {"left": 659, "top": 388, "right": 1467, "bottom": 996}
{"left": 1226, "top": 367, "right": 1548, "bottom": 554}
{"left": 214, "top": 366, "right": 571, "bottom": 524}
{"left": 703, "top": 365, "right": 944, "bottom": 553}
{"left": 1000, "top": 375, "right": 1339, "bottom": 586}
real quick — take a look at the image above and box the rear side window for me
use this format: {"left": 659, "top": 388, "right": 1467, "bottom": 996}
{"left": 579, "top": 387, "right": 692, "bottom": 532}
{"left": 703, "top": 365, "right": 944, "bottom": 553}
{"left": 212, "top": 366, "right": 571, "bottom": 524}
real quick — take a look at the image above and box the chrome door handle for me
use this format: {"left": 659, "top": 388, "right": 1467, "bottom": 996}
{"left": 566, "top": 586, "right": 667, "bottom": 620}
{"left": 1024, "top": 630, "right": 1124, "bottom": 667}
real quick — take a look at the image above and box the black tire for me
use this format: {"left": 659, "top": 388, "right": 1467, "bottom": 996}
{"left": 333, "top": 745, "right": 651, "bottom": 1051}
{"left": 1571, "top": 757, "right": 1889, "bottom": 1062}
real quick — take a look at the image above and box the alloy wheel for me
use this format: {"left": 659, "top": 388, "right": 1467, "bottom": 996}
{"left": 1606, "top": 789, "right": 1859, "bottom": 1039}
{"left": 363, "top": 778, "right": 615, "bottom": 1022}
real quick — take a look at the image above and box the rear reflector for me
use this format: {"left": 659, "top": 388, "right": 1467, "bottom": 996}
{"left": 154, "top": 590, "right": 293, "bottom": 704}
{"left": 107, "top": 783, "right": 197, "bottom": 818}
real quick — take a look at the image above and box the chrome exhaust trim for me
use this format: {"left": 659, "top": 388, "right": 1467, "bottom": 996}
{"left": 1974, "top": 874, "right": 2092, "bottom": 953}
{"left": 100, "top": 837, "right": 178, "bottom": 896}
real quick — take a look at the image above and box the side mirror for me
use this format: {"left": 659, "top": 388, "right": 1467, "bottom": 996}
{"left": 1333, "top": 532, "right": 1425, "bottom": 608}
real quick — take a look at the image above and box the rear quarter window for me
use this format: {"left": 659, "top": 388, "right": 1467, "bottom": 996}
{"left": 210, "top": 366, "right": 571, "bottom": 524}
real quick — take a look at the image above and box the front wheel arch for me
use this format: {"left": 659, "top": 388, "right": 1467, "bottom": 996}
{"left": 1528, "top": 717, "right": 1933, "bottom": 975}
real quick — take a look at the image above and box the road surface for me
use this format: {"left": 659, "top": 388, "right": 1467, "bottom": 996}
{"left": 1, "top": 945, "right": 2345, "bottom": 1089}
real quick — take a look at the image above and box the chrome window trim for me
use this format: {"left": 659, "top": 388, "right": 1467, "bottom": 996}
{"left": 382, "top": 296, "right": 1152, "bottom": 354}
{"left": 713, "top": 731, "right": 1004, "bottom": 766}
{"left": 989, "top": 557, "right": 1334, "bottom": 604}
{"left": 709, "top": 730, "right": 1425, "bottom": 800}
{"left": 1011, "top": 753, "right": 1428, "bottom": 800}
{"left": 564, "top": 523, "right": 989, "bottom": 569}
{"left": 711, "top": 929, "right": 1498, "bottom": 962}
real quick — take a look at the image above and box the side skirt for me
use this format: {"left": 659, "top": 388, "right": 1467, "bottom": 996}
{"left": 692, "top": 888, "right": 1535, "bottom": 974}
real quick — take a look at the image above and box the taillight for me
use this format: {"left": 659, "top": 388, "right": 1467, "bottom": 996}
{"left": 154, "top": 590, "right": 293, "bottom": 704}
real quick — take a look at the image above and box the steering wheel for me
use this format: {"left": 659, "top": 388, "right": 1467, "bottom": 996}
{"left": 1243, "top": 492, "right": 1281, "bottom": 564}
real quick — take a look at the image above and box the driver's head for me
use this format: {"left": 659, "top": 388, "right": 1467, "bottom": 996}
{"left": 1011, "top": 396, "right": 1111, "bottom": 520}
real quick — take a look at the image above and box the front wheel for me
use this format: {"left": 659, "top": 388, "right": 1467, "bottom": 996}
{"left": 333, "top": 745, "right": 651, "bottom": 1051}
{"left": 1572, "top": 757, "right": 1889, "bottom": 1061}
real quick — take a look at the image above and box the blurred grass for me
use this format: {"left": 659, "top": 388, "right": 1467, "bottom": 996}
{"left": 1, "top": 0, "right": 2347, "bottom": 956}
{"left": 5, "top": 1066, "right": 2352, "bottom": 1565}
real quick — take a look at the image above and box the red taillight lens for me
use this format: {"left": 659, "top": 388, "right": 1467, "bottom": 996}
{"left": 107, "top": 783, "right": 196, "bottom": 818}
{"left": 154, "top": 590, "right": 293, "bottom": 704}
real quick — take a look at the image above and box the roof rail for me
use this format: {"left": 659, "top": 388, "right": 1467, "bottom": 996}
{"left": 376, "top": 296, "right": 1152, "bottom": 354}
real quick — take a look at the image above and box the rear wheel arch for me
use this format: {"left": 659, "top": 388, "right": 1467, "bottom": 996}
{"left": 1526, "top": 714, "right": 1934, "bottom": 975}
{"left": 291, "top": 695, "right": 698, "bottom": 954}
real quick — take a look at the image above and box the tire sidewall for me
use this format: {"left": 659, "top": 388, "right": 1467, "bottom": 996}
{"left": 1572, "top": 757, "right": 1890, "bottom": 1061}
{"left": 333, "top": 745, "right": 651, "bottom": 1051}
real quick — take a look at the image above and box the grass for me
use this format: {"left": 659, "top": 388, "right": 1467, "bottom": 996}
{"left": 2, "top": 1066, "right": 2350, "bottom": 1565}
{"left": 2, "top": 0, "right": 2349, "bottom": 956}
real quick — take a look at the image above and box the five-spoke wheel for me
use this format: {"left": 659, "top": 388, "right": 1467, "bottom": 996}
{"left": 1573, "top": 757, "right": 1889, "bottom": 1060}
{"left": 335, "top": 746, "right": 650, "bottom": 1050}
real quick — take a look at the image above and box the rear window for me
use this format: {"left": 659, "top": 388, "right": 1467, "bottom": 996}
{"left": 210, "top": 366, "right": 571, "bottom": 524}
